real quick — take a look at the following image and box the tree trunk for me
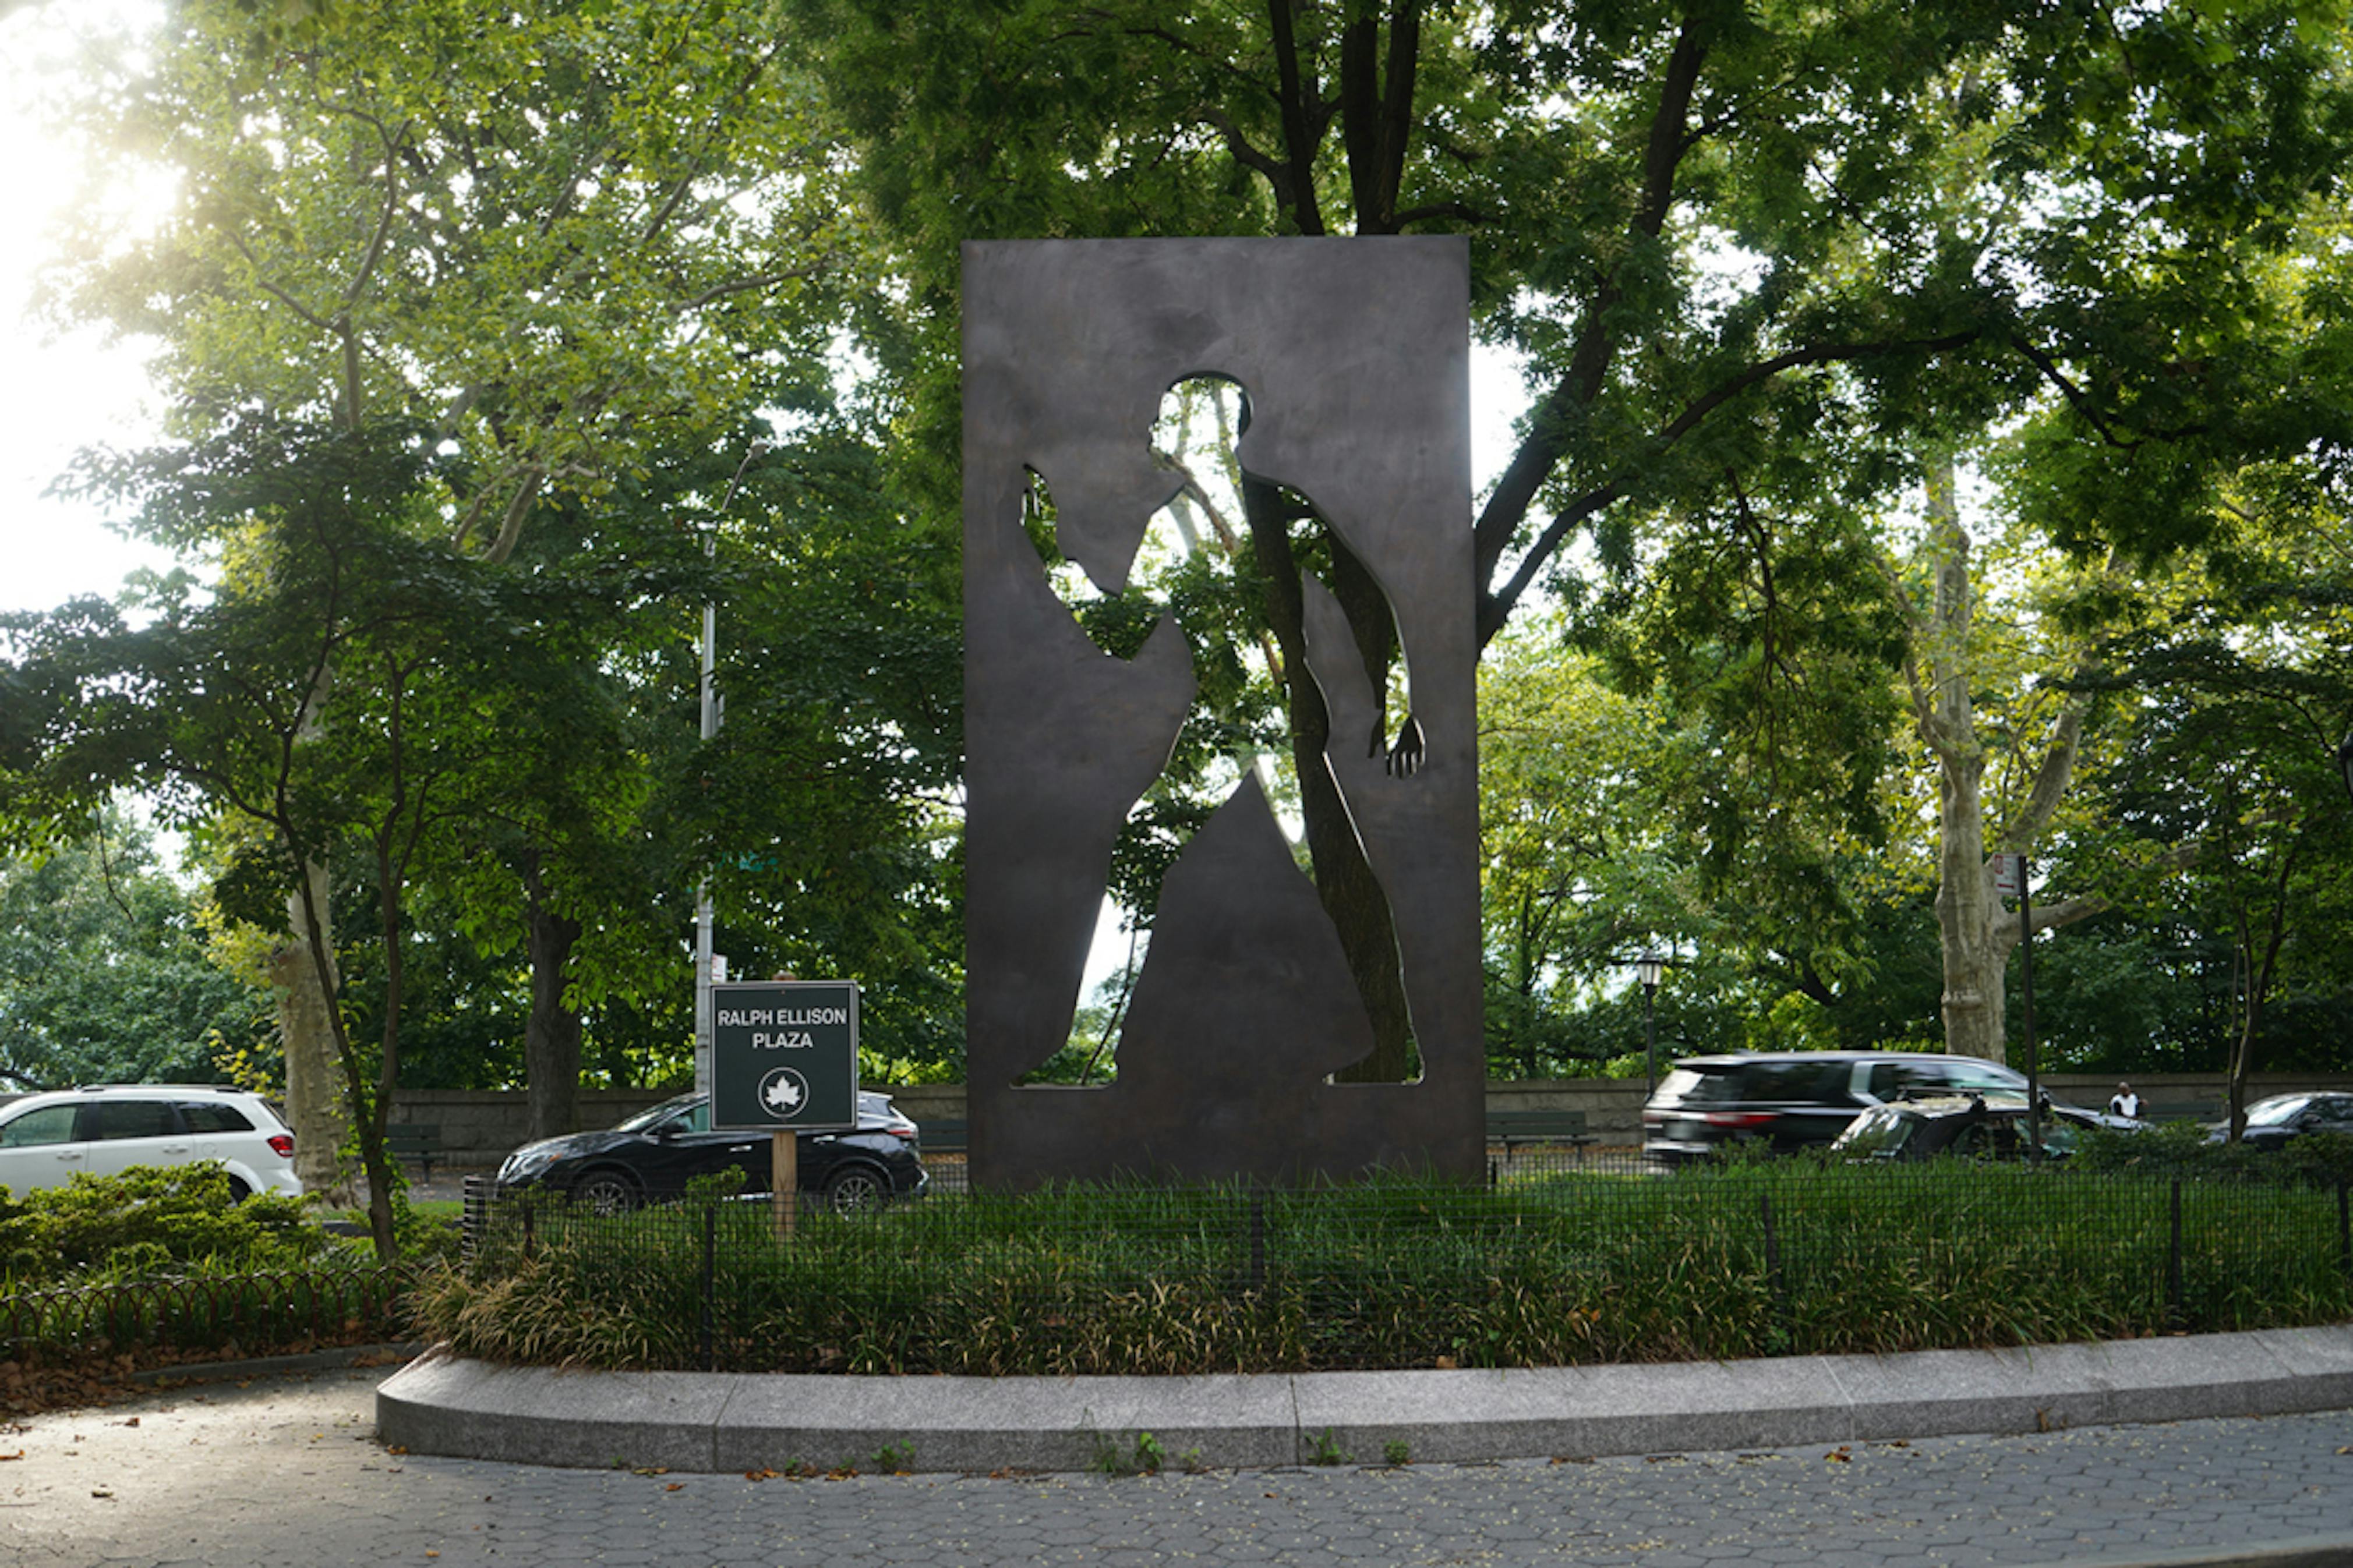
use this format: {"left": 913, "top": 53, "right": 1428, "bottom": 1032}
{"left": 1895, "top": 456, "right": 2106, "bottom": 1064}
{"left": 1914, "top": 461, "right": 2012, "bottom": 1063}
{"left": 272, "top": 861, "right": 354, "bottom": 1201}
{"left": 523, "top": 856, "right": 585, "bottom": 1142}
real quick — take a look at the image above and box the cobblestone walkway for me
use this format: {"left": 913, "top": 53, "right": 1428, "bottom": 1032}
{"left": 1, "top": 1367, "right": 2347, "bottom": 1567}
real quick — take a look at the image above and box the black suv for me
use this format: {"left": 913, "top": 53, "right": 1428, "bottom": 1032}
{"left": 1641, "top": 1052, "right": 2038, "bottom": 1166}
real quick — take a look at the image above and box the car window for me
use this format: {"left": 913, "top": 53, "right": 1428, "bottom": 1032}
{"left": 1871, "top": 1060, "right": 1955, "bottom": 1099}
{"left": 2313, "top": 1098, "right": 2353, "bottom": 1128}
{"left": 0, "top": 1105, "right": 79, "bottom": 1148}
{"left": 617, "top": 1094, "right": 702, "bottom": 1133}
{"left": 90, "top": 1100, "right": 178, "bottom": 1139}
{"left": 176, "top": 1102, "right": 253, "bottom": 1135}
{"left": 1837, "top": 1107, "right": 1915, "bottom": 1156}
{"left": 1655, "top": 1067, "right": 1736, "bottom": 1103}
{"left": 1740, "top": 1060, "right": 1848, "bottom": 1100}
{"left": 1944, "top": 1060, "right": 2028, "bottom": 1093}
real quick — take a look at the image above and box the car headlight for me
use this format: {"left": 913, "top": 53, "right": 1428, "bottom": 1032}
{"left": 497, "top": 1145, "right": 563, "bottom": 1184}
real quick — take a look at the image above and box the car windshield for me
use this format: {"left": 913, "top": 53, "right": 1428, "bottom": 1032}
{"left": 2245, "top": 1096, "right": 2310, "bottom": 1128}
{"left": 616, "top": 1094, "right": 706, "bottom": 1134}
{"left": 1836, "top": 1107, "right": 1917, "bottom": 1157}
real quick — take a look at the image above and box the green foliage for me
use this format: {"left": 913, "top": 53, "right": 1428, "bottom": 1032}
{"left": 420, "top": 1165, "right": 2353, "bottom": 1376}
{"left": 2071, "top": 1123, "right": 2353, "bottom": 1188}
{"left": 0, "top": 1163, "right": 341, "bottom": 1288}
{"left": 0, "top": 809, "right": 261, "bottom": 1090}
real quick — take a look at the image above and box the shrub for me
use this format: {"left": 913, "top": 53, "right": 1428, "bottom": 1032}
{"left": 0, "top": 1165, "right": 344, "bottom": 1288}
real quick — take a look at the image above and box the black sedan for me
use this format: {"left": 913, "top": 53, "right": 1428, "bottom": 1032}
{"left": 1830, "top": 1093, "right": 2136, "bottom": 1163}
{"left": 493, "top": 1091, "right": 928, "bottom": 1213}
{"left": 2216, "top": 1092, "right": 2353, "bottom": 1150}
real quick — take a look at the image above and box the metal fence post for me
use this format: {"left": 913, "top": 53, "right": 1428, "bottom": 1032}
{"left": 700, "top": 1201, "right": 718, "bottom": 1374}
{"left": 461, "top": 1176, "right": 486, "bottom": 1266}
{"left": 2338, "top": 1178, "right": 2350, "bottom": 1279}
{"left": 2167, "top": 1177, "right": 2185, "bottom": 1329}
{"left": 1760, "top": 1190, "right": 1787, "bottom": 1341}
{"left": 1249, "top": 1188, "right": 1267, "bottom": 1295}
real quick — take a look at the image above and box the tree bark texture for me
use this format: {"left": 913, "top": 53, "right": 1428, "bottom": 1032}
{"left": 273, "top": 862, "right": 354, "bottom": 1201}
{"left": 523, "top": 856, "right": 585, "bottom": 1142}
{"left": 1896, "top": 458, "right": 2104, "bottom": 1063}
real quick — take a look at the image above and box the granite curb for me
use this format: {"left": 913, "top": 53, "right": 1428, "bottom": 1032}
{"left": 376, "top": 1322, "right": 2353, "bottom": 1475}
{"left": 2007, "top": 1532, "right": 2353, "bottom": 1568}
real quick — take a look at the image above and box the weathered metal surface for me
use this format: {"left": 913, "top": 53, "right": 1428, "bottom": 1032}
{"left": 963, "top": 238, "right": 1480, "bottom": 1187}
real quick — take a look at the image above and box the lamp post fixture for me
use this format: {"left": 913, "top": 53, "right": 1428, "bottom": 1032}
{"left": 1636, "top": 953, "right": 1665, "bottom": 1097}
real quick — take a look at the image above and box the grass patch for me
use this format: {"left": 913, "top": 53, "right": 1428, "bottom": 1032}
{"left": 414, "top": 1163, "right": 2353, "bottom": 1376}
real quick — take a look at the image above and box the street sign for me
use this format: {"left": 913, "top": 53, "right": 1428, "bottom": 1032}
{"left": 710, "top": 980, "right": 858, "bottom": 1133}
{"left": 1991, "top": 853, "right": 2026, "bottom": 898}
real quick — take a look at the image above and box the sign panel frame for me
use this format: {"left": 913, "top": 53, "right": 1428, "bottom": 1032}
{"left": 709, "top": 980, "right": 859, "bottom": 1134}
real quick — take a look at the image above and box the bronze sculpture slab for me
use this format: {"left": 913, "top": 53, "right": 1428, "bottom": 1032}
{"left": 962, "top": 237, "right": 1480, "bottom": 1187}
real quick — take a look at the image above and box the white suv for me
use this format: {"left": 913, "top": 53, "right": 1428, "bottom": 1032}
{"left": 0, "top": 1085, "right": 302, "bottom": 1201}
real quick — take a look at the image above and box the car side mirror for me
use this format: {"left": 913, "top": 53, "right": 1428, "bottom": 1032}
{"left": 652, "top": 1123, "right": 679, "bottom": 1141}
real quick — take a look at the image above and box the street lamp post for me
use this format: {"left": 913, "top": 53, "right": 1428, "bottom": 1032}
{"left": 1636, "top": 953, "right": 1665, "bottom": 1097}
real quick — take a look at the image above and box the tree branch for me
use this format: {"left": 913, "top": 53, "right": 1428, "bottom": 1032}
{"left": 1266, "top": 0, "right": 1327, "bottom": 235}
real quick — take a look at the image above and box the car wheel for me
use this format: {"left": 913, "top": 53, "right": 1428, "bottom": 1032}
{"left": 227, "top": 1176, "right": 252, "bottom": 1204}
{"left": 822, "top": 1165, "right": 889, "bottom": 1215}
{"left": 572, "top": 1169, "right": 641, "bottom": 1215}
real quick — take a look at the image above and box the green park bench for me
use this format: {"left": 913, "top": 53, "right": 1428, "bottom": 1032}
{"left": 920, "top": 1117, "right": 969, "bottom": 1156}
{"left": 1486, "top": 1109, "right": 1597, "bottom": 1162}
{"left": 387, "top": 1122, "right": 446, "bottom": 1180}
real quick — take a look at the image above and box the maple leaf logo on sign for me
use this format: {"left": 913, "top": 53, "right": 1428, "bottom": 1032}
{"left": 759, "top": 1067, "right": 808, "bottom": 1117}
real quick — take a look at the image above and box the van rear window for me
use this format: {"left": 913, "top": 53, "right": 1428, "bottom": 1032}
{"left": 1739, "top": 1060, "right": 1848, "bottom": 1099}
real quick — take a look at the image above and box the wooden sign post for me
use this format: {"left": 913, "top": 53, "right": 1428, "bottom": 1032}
{"left": 771, "top": 1129, "right": 798, "bottom": 1242}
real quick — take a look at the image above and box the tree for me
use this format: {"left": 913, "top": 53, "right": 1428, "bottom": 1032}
{"left": 0, "top": 417, "right": 674, "bottom": 1255}
{"left": 30, "top": 0, "right": 873, "bottom": 1141}
{"left": 0, "top": 806, "right": 259, "bottom": 1091}
{"left": 804, "top": 0, "right": 2353, "bottom": 1071}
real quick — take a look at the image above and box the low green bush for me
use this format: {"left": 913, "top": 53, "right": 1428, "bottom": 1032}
{"left": 416, "top": 1163, "right": 2353, "bottom": 1376}
{"left": 0, "top": 1165, "right": 348, "bottom": 1289}
{"left": 2071, "top": 1122, "right": 2353, "bottom": 1186}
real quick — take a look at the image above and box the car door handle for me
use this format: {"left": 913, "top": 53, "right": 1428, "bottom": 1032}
{"left": 729, "top": 1144, "right": 753, "bottom": 1153}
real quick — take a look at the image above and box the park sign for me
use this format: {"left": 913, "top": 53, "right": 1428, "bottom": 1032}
{"left": 710, "top": 981, "right": 859, "bottom": 1133}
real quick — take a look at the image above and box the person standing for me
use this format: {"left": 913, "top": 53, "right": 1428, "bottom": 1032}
{"left": 2108, "top": 1081, "right": 2143, "bottom": 1119}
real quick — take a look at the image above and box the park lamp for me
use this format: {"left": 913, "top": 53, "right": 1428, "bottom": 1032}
{"left": 1634, "top": 952, "right": 1666, "bottom": 1099}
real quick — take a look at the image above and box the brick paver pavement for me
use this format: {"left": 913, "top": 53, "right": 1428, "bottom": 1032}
{"left": 1, "top": 1367, "right": 2348, "bottom": 1567}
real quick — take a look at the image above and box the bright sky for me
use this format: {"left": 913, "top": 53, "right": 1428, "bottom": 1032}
{"left": 0, "top": 0, "right": 1535, "bottom": 627}
{"left": 0, "top": 0, "right": 175, "bottom": 618}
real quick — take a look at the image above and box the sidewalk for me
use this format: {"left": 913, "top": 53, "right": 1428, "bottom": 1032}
{"left": 3, "top": 1358, "right": 2349, "bottom": 1568}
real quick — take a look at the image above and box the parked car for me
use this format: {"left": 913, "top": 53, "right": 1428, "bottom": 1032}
{"left": 493, "top": 1089, "right": 927, "bottom": 1214}
{"left": 0, "top": 1084, "right": 302, "bottom": 1200}
{"left": 1831, "top": 1092, "right": 2136, "bottom": 1163}
{"left": 2210, "top": 1092, "right": 2353, "bottom": 1151}
{"left": 1642, "top": 1051, "right": 2062, "bottom": 1166}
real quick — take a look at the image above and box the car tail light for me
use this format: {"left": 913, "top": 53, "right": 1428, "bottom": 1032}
{"left": 268, "top": 1134, "right": 294, "bottom": 1158}
{"left": 1702, "top": 1111, "right": 1780, "bottom": 1130}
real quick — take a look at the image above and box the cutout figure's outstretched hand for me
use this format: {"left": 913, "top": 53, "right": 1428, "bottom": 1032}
{"left": 1384, "top": 714, "right": 1425, "bottom": 778}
